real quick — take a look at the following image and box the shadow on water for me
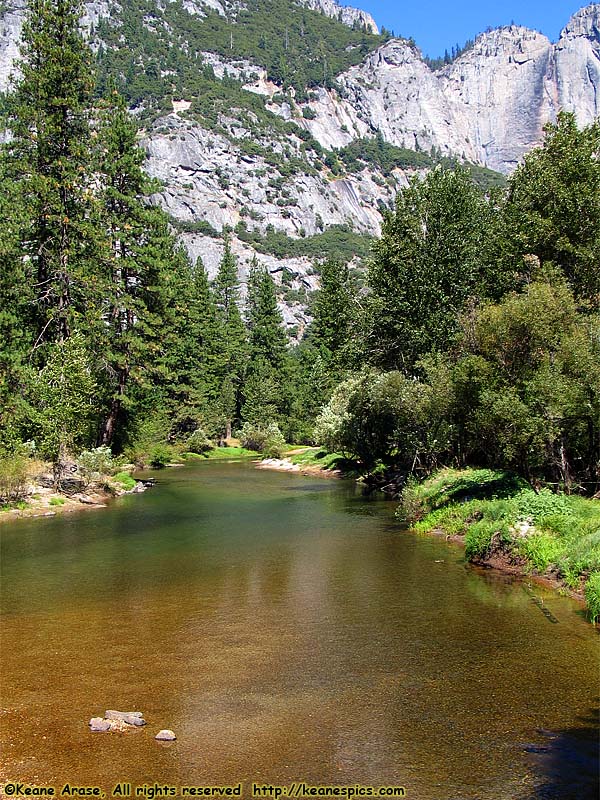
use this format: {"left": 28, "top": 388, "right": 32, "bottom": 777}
{"left": 520, "top": 708, "right": 600, "bottom": 800}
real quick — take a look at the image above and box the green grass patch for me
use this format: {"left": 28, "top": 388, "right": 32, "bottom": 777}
{"left": 287, "top": 448, "right": 353, "bottom": 471}
{"left": 204, "top": 446, "right": 260, "bottom": 459}
{"left": 584, "top": 572, "right": 600, "bottom": 623}
{"left": 49, "top": 497, "right": 66, "bottom": 506}
{"left": 112, "top": 472, "right": 137, "bottom": 491}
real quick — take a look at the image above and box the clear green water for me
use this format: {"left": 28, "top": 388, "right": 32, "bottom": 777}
{"left": 1, "top": 461, "right": 598, "bottom": 799}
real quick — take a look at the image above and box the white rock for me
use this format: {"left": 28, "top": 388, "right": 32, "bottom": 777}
{"left": 155, "top": 729, "right": 177, "bottom": 741}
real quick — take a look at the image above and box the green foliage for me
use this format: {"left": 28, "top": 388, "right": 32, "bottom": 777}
{"left": 186, "top": 428, "right": 213, "bottom": 455}
{"left": 5, "top": 0, "right": 97, "bottom": 345}
{"left": 29, "top": 334, "right": 97, "bottom": 468}
{"left": 336, "top": 135, "right": 506, "bottom": 191}
{"left": 112, "top": 471, "right": 137, "bottom": 491}
{"left": 288, "top": 448, "right": 349, "bottom": 471}
{"left": 424, "top": 39, "right": 475, "bottom": 71}
{"left": 0, "top": 453, "right": 29, "bottom": 503}
{"left": 337, "top": 134, "right": 434, "bottom": 173}
{"left": 464, "top": 518, "right": 508, "bottom": 560}
{"left": 76, "top": 446, "right": 115, "bottom": 485}
{"left": 364, "top": 166, "right": 505, "bottom": 371}
{"left": 239, "top": 421, "right": 286, "bottom": 457}
{"left": 585, "top": 572, "right": 600, "bottom": 624}
{"left": 504, "top": 113, "right": 600, "bottom": 302}
{"left": 398, "top": 467, "right": 600, "bottom": 616}
{"left": 308, "top": 258, "right": 355, "bottom": 373}
{"left": 149, "top": 443, "right": 175, "bottom": 469}
{"left": 246, "top": 261, "right": 289, "bottom": 369}
{"left": 96, "top": 0, "right": 384, "bottom": 113}
{"left": 236, "top": 224, "right": 372, "bottom": 262}
{"left": 203, "top": 445, "right": 258, "bottom": 459}
{"left": 49, "top": 496, "right": 66, "bottom": 506}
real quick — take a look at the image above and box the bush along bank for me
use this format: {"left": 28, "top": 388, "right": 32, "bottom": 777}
{"left": 397, "top": 468, "right": 600, "bottom": 623}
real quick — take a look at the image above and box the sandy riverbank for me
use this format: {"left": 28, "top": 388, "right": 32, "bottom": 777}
{"left": 255, "top": 457, "right": 343, "bottom": 478}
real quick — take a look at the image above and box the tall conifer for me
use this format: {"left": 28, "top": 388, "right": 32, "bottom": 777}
{"left": 5, "top": 0, "right": 96, "bottom": 345}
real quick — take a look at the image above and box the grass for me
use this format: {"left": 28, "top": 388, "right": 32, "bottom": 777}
{"left": 203, "top": 446, "right": 259, "bottom": 459}
{"left": 112, "top": 472, "right": 137, "bottom": 491}
{"left": 399, "top": 468, "right": 600, "bottom": 621}
{"left": 49, "top": 497, "right": 66, "bottom": 506}
{"left": 287, "top": 447, "right": 358, "bottom": 473}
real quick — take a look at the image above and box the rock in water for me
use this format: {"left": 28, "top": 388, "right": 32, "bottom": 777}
{"left": 105, "top": 710, "right": 146, "bottom": 726}
{"left": 155, "top": 729, "right": 176, "bottom": 741}
{"left": 89, "top": 717, "right": 111, "bottom": 732}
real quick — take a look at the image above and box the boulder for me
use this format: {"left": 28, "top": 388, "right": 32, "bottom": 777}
{"left": 105, "top": 710, "right": 146, "bottom": 726}
{"left": 155, "top": 729, "right": 176, "bottom": 741}
{"left": 89, "top": 717, "right": 111, "bottom": 732}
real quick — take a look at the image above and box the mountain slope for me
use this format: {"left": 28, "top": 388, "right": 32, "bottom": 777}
{"left": 0, "top": 1, "right": 598, "bottom": 332}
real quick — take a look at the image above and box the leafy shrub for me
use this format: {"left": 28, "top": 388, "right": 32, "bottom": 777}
{"left": 398, "top": 479, "right": 424, "bottom": 523}
{"left": 149, "top": 444, "right": 174, "bottom": 469}
{"left": 0, "top": 454, "right": 30, "bottom": 502}
{"left": 465, "top": 519, "right": 509, "bottom": 560}
{"left": 239, "top": 422, "right": 286, "bottom": 457}
{"left": 76, "top": 446, "right": 115, "bottom": 485}
{"left": 515, "top": 532, "right": 563, "bottom": 572}
{"left": 513, "top": 489, "right": 574, "bottom": 523}
{"left": 186, "top": 428, "right": 213, "bottom": 455}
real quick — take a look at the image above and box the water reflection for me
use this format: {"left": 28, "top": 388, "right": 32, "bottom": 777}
{"left": 1, "top": 460, "right": 598, "bottom": 799}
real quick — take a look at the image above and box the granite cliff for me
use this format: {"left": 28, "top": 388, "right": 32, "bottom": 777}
{"left": 0, "top": 1, "right": 598, "bottom": 330}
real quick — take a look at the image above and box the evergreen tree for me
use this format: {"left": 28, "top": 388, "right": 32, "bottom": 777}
{"left": 212, "top": 232, "right": 248, "bottom": 437}
{"left": 4, "top": 0, "right": 97, "bottom": 346}
{"left": 243, "top": 258, "right": 290, "bottom": 426}
{"left": 94, "top": 90, "right": 186, "bottom": 445}
{"left": 245, "top": 258, "right": 288, "bottom": 368}
{"left": 0, "top": 168, "right": 34, "bottom": 451}
{"left": 310, "top": 257, "right": 354, "bottom": 372}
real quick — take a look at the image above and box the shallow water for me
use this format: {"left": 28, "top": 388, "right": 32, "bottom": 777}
{"left": 1, "top": 461, "right": 598, "bottom": 799}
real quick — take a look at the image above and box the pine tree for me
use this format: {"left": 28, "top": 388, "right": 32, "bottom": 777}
{"left": 4, "top": 0, "right": 97, "bottom": 346}
{"left": 212, "top": 232, "right": 248, "bottom": 437}
{"left": 310, "top": 257, "right": 354, "bottom": 371}
{"left": 245, "top": 258, "right": 288, "bottom": 369}
{"left": 0, "top": 166, "right": 33, "bottom": 451}
{"left": 94, "top": 90, "right": 185, "bottom": 445}
{"left": 243, "top": 258, "right": 290, "bottom": 425}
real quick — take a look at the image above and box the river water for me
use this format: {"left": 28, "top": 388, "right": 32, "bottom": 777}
{"left": 1, "top": 461, "right": 598, "bottom": 799}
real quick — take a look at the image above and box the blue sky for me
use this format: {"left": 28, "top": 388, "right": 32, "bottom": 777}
{"left": 358, "top": 1, "right": 588, "bottom": 58}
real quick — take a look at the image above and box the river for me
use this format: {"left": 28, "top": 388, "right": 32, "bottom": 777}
{"left": 0, "top": 460, "right": 598, "bottom": 799}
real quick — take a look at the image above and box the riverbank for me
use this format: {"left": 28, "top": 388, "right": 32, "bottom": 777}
{"left": 257, "top": 447, "right": 356, "bottom": 478}
{"left": 0, "top": 464, "right": 148, "bottom": 524}
{"left": 399, "top": 468, "right": 600, "bottom": 622}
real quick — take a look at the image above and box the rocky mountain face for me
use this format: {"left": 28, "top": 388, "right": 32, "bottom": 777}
{"left": 0, "top": 1, "right": 599, "bottom": 332}
{"left": 297, "top": 4, "right": 600, "bottom": 173}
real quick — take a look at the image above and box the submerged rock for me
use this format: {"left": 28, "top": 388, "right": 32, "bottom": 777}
{"left": 105, "top": 710, "right": 146, "bottom": 726}
{"left": 155, "top": 729, "right": 176, "bottom": 741}
{"left": 89, "top": 717, "right": 111, "bottom": 732}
